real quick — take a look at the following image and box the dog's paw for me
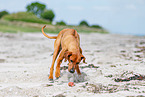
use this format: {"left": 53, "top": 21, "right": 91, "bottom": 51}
{"left": 48, "top": 78, "right": 54, "bottom": 83}
{"left": 48, "top": 75, "right": 53, "bottom": 81}
{"left": 48, "top": 78, "right": 53, "bottom": 81}
{"left": 49, "top": 79, "right": 54, "bottom": 83}
{"left": 55, "top": 74, "right": 60, "bottom": 79}
{"left": 56, "top": 76, "right": 60, "bottom": 80}
{"left": 55, "top": 71, "right": 60, "bottom": 78}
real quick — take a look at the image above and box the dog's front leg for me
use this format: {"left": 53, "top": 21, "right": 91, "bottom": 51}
{"left": 55, "top": 57, "right": 63, "bottom": 79}
{"left": 76, "top": 65, "right": 81, "bottom": 75}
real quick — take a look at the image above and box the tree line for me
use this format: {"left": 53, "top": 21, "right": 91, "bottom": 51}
{"left": 0, "top": 2, "right": 102, "bottom": 28}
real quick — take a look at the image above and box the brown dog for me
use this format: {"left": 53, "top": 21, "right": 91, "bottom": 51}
{"left": 42, "top": 25, "right": 86, "bottom": 80}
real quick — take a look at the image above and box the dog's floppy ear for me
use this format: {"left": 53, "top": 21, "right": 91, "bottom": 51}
{"left": 81, "top": 54, "right": 87, "bottom": 64}
{"left": 74, "top": 30, "right": 78, "bottom": 38}
{"left": 64, "top": 51, "right": 72, "bottom": 60}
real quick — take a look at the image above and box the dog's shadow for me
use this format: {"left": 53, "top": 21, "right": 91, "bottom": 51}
{"left": 67, "top": 72, "right": 88, "bottom": 83}
{"left": 54, "top": 71, "right": 88, "bottom": 84}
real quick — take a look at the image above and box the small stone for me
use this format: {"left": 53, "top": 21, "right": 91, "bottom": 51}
{"left": 105, "top": 75, "right": 113, "bottom": 78}
{"left": 120, "top": 49, "right": 126, "bottom": 53}
{"left": 0, "top": 59, "right": 5, "bottom": 63}
{"left": 110, "top": 65, "right": 116, "bottom": 67}
{"left": 42, "top": 84, "right": 53, "bottom": 87}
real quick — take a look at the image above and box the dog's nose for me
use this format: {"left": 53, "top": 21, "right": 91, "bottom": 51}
{"left": 70, "top": 68, "right": 75, "bottom": 73}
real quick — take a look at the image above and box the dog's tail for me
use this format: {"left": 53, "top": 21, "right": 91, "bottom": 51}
{"left": 42, "top": 25, "right": 57, "bottom": 39}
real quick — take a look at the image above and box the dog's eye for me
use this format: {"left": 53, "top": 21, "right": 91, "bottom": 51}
{"left": 70, "top": 60, "right": 73, "bottom": 62}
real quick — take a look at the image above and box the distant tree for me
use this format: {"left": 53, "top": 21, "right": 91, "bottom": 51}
{"left": 56, "top": 21, "right": 66, "bottom": 25}
{"left": 91, "top": 25, "right": 103, "bottom": 29}
{"left": 26, "top": 2, "right": 46, "bottom": 17}
{"left": 79, "top": 20, "right": 89, "bottom": 26}
{"left": 0, "top": 10, "right": 9, "bottom": 18}
{"left": 41, "top": 9, "right": 55, "bottom": 22}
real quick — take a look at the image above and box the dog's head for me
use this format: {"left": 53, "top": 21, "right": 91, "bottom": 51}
{"left": 64, "top": 51, "right": 86, "bottom": 73}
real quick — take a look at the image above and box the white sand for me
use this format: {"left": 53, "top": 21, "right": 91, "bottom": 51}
{"left": 0, "top": 32, "right": 145, "bottom": 97}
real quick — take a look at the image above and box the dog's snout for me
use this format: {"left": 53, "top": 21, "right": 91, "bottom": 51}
{"left": 69, "top": 68, "right": 75, "bottom": 73}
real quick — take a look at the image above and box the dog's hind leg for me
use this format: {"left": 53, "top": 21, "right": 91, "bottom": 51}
{"left": 48, "top": 39, "right": 61, "bottom": 80}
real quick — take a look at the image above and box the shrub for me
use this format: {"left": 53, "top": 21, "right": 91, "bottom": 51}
{"left": 2, "top": 12, "right": 50, "bottom": 24}
{"left": 91, "top": 25, "right": 103, "bottom": 29}
{"left": 79, "top": 20, "right": 89, "bottom": 26}
{"left": 41, "top": 9, "right": 55, "bottom": 22}
{"left": 0, "top": 10, "right": 9, "bottom": 18}
{"left": 56, "top": 21, "right": 66, "bottom": 25}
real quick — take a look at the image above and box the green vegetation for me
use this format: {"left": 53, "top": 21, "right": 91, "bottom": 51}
{"left": 0, "top": 20, "right": 108, "bottom": 33}
{"left": 91, "top": 25, "right": 103, "bottom": 29}
{"left": 26, "top": 2, "right": 55, "bottom": 22}
{"left": 0, "top": 20, "right": 41, "bottom": 33}
{"left": 0, "top": 10, "right": 9, "bottom": 18}
{"left": 79, "top": 20, "right": 89, "bottom": 26}
{"left": 0, "top": 2, "right": 109, "bottom": 34}
{"left": 26, "top": 2, "right": 46, "bottom": 17}
{"left": 56, "top": 21, "right": 66, "bottom": 26}
{"left": 41, "top": 9, "right": 55, "bottom": 22}
{"left": 2, "top": 12, "right": 50, "bottom": 24}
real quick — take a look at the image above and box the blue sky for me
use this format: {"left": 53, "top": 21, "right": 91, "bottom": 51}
{"left": 0, "top": 0, "right": 145, "bottom": 35}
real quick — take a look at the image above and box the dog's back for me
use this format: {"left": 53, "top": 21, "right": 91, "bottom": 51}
{"left": 60, "top": 29, "right": 80, "bottom": 49}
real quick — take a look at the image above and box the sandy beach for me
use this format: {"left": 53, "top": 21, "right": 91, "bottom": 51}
{"left": 0, "top": 32, "right": 145, "bottom": 97}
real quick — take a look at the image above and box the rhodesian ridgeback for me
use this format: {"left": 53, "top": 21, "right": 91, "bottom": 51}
{"left": 42, "top": 25, "right": 86, "bottom": 80}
